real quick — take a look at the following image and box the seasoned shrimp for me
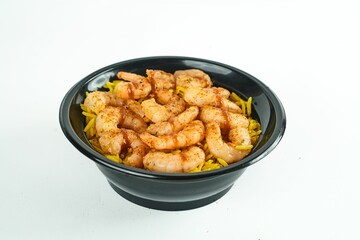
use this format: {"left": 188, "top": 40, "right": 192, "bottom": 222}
{"left": 185, "top": 86, "right": 230, "bottom": 98}
{"left": 146, "top": 69, "right": 175, "bottom": 91}
{"left": 98, "top": 129, "right": 149, "bottom": 168}
{"left": 217, "top": 98, "right": 242, "bottom": 113}
{"left": 141, "top": 91, "right": 186, "bottom": 123}
{"left": 96, "top": 106, "right": 147, "bottom": 136}
{"left": 114, "top": 71, "right": 151, "bottom": 99}
{"left": 147, "top": 106, "right": 199, "bottom": 135}
{"left": 174, "top": 69, "right": 213, "bottom": 88}
{"left": 83, "top": 91, "right": 119, "bottom": 114}
{"left": 139, "top": 120, "right": 205, "bottom": 150}
{"left": 183, "top": 87, "right": 241, "bottom": 113}
{"left": 140, "top": 98, "right": 172, "bottom": 123}
{"left": 200, "top": 106, "right": 249, "bottom": 129}
{"left": 124, "top": 99, "right": 149, "bottom": 122}
{"left": 156, "top": 90, "right": 186, "bottom": 116}
{"left": 205, "top": 122, "right": 251, "bottom": 164}
{"left": 143, "top": 146, "right": 205, "bottom": 173}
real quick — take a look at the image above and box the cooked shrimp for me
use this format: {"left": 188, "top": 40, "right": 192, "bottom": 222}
{"left": 83, "top": 91, "right": 119, "bottom": 114}
{"left": 200, "top": 106, "right": 249, "bottom": 129}
{"left": 184, "top": 86, "right": 230, "bottom": 98}
{"left": 156, "top": 90, "right": 186, "bottom": 116}
{"left": 98, "top": 129, "right": 149, "bottom": 168}
{"left": 96, "top": 106, "right": 147, "bottom": 136}
{"left": 143, "top": 146, "right": 205, "bottom": 173}
{"left": 139, "top": 120, "right": 205, "bottom": 150}
{"left": 205, "top": 122, "right": 251, "bottom": 164}
{"left": 183, "top": 87, "right": 241, "bottom": 113}
{"left": 154, "top": 89, "right": 173, "bottom": 101}
{"left": 146, "top": 69, "right": 175, "bottom": 91}
{"left": 140, "top": 98, "right": 172, "bottom": 123}
{"left": 124, "top": 99, "right": 149, "bottom": 122}
{"left": 183, "top": 87, "right": 231, "bottom": 107}
{"left": 220, "top": 99, "right": 242, "bottom": 113}
{"left": 114, "top": 71, "right": 151, "bottom": 99}
{"left": 147, "top": 106, "right": 199, "bottom": 135}
{"left": 141, "top": 91, "right": 186, "bottom": 123}
{"left": 174, "top": 69, "right": 213, "bottom": 88}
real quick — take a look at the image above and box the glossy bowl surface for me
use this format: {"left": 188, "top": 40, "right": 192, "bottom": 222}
{"left": 59, "top": 56, "right": 286, "bottom": 210}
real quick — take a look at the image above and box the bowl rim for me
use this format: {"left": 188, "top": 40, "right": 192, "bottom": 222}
{"left": 59, "top": 56, "right": 286, "bottom": 180}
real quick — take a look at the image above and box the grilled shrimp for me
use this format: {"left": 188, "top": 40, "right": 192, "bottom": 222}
{"left": 174, "top": 69, "right": 213, "bottom": 88}
{"left": 124, "top": 99, "right": 149, "bottom": 122}
{"left": 147, "top": 106, "right": 199, "bottom": 135}
{"left": 114, "top": 71, "right": 151, "bottom": 99}
{"left": 95, "top": 106, "right": 147, "bottom": 136}
{"left": 141, "top": 91, "right": 186, "bottom": 123}
{"left": 199, "top": 106, "right": 249, "bottom": 129}
{"left": 140, "top": 98, "right": 172, "bottom": 123}
{"left": 156, "top": 90, "right": 186, "bottom": 116}
{"left": 205, "top": 122, "right": 251, "bottom": 164}
{"left": 143, "top": 146, "right": 205, "bottom": 173}
{"left": 98, "top": 129, "right": 149, "bottom": 168}
{"left": 83, "top": 91, "right": 120, "bottom": 114}
{"left": 146, "top": 69, "right": 176, "bottom": 91}
{"left": 183, "top": 87, "right": 241, "bottom": 113}
{"left": 139, "top": 120, "right": 205, "bottom": 150}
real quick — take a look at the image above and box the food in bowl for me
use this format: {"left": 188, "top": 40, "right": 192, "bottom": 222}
{"left": 80, "top": 69, "right": 262, "bottom": 173}
{"left": 59, "top": 56, "right": 286, "bottom": 210}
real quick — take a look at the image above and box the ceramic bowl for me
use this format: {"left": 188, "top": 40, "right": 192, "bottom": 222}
{"left": 59, "top": 56, "right": 286, "bottom": 211}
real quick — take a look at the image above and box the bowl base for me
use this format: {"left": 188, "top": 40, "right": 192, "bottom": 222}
{"left": 108, "top": 181, "right": 232, "bottom": 211}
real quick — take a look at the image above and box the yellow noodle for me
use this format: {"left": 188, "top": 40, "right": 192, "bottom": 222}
{"left": 105, "top": 154, "right": 122, "bottom": 163}
{"left": 230, "top": 92, "right": 242, "bottom": 102}
{"left": 216, "top": 158, "right": 229, "bottom": 167}
{"left": 82, "top": 111, "right": 96, "bottom": 118}
{"left": 80, "top": 104, "right": 88, "bottom": 112}
{"left": 240, "top": 100, "right": 246, "bottom": 116}
{"left": 205, "top": 153, "right": 214, "bottom": 160}
{"left": 235, "top": 145, "right": 253, "bottom": 151}
{"left": 172, "top": 149, "right": 181, "bottom": 154}
{"left": 83, "top": 118, "right": 95, "bottom": 132}
{"left": 89, "top": 127, "right": 96, "bottom": 138}
{"left": 108, "top": 85, "right": 114, "bottom": 93}
{"left": 246, "top": 97, "right": 252, "bottom": 117}
{"left": 103, "top": 81, "right": 119, "bottom": 93}
{"left": 202, "top": 160, "right": 222, "bottom": 171}
{"left": 106, "top": 81, "right": 115, "bottom": 87}
{"left": 249, "top": 119, "right": 260, "bottom": 130}
{"left": 250, "top": 130, "right": 262, "bottom": 137}
{"left": 175, "top": 86, "right": 186, "bottom": 96}
{"left": 203, "top": 143, "right": 208, "bottom": 151}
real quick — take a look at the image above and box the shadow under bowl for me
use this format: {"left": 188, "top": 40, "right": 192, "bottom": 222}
{"left": 59, "top": 56, "right": 286, "bottom": 211}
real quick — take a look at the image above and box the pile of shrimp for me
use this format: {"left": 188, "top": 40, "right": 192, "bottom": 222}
{"left": 80, "top": 69, "right": 261, "bottom": 173}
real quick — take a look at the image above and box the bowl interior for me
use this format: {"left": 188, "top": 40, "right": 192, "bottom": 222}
{"left": 60, "top": 56, "right": 286, "bottom": 178}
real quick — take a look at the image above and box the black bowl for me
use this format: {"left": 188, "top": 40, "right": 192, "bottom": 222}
{"left": 59, "top": 56, "right": 286, "bottom": 211}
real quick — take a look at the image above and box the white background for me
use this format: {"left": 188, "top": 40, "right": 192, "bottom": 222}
{"left": 1, "top": 0, "right": 359, "bottom": 239}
